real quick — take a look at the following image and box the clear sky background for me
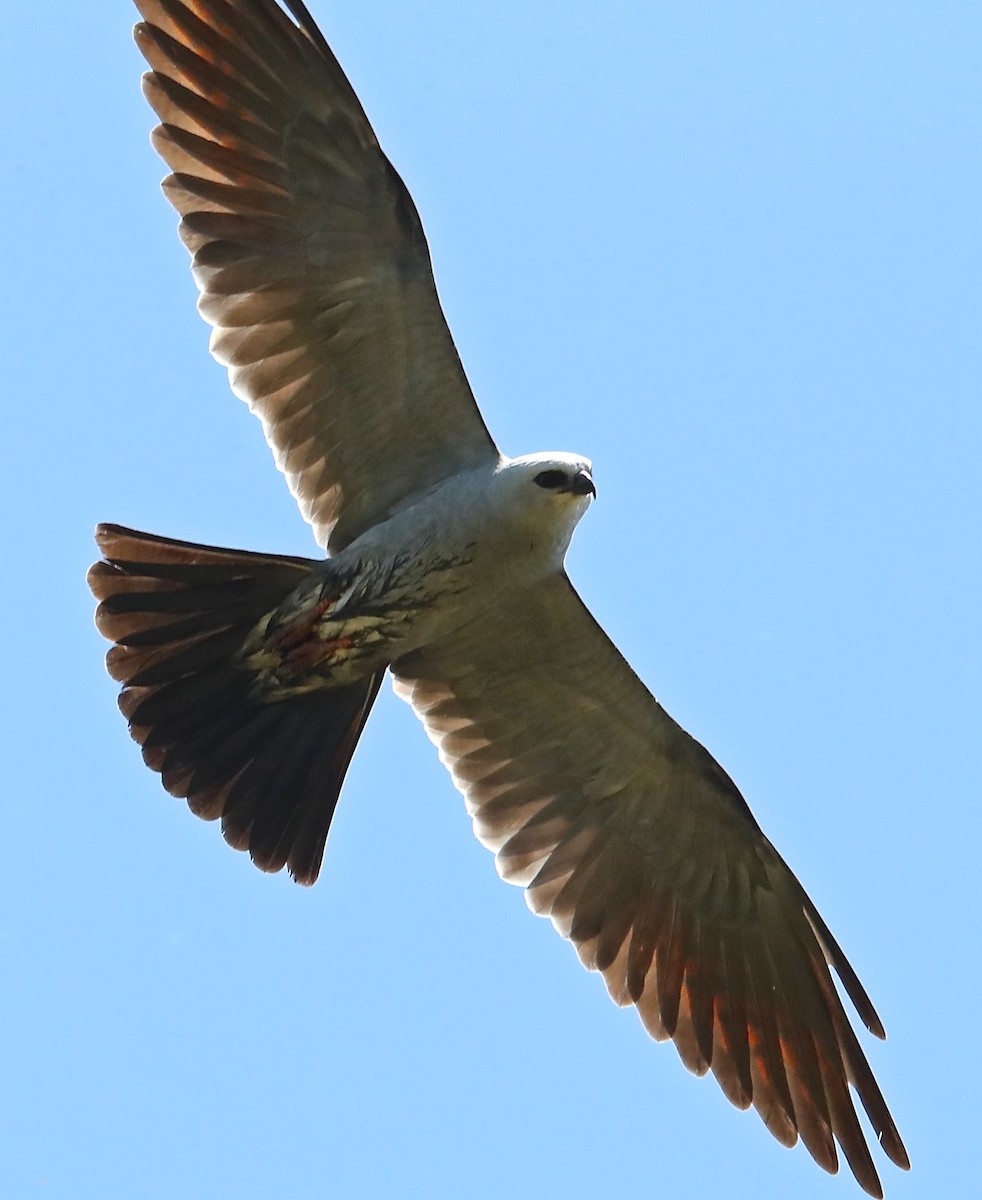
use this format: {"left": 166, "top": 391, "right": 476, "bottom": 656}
{"left": 3, "top": 2, "right": 979, "bottom": 1197}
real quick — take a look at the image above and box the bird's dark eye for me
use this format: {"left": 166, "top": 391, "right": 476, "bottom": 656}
{"left": 533, "top": 469, "right": 568, "bottom": 490}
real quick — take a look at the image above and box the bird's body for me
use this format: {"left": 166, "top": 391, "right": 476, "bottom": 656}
{"left": 234, "top": 451, "right": 597, "bottom": 694}
{"left": 89, "top": 2, "right": 909, "bottom": 1194}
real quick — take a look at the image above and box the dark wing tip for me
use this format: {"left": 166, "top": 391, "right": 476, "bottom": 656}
{"left": 282, "top": 0, "right": 331, "bottom": 57}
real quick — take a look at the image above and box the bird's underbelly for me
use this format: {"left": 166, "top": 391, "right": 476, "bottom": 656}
{"left": 234, "top": 546, "right": 476, "bottom": 700}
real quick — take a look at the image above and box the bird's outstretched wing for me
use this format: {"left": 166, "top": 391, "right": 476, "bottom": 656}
{"left": 133, "top": 0, "right": 498, "bottom": 551}
{"left": 392, "top": 576, "right": 909, "bottom": 1198}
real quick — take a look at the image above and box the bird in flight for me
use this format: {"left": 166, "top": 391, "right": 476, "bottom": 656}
{"left": 88, "top": 2, "right": 909, "bottom": 1194}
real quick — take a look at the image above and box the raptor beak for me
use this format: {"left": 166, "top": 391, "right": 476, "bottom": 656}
{"left": 570, "top": 469, "right": 596, "bottom": 498}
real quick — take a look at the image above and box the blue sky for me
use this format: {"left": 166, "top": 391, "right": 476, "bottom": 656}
{"left": 4, "top": 1, "right": 979, "bottom": 1196}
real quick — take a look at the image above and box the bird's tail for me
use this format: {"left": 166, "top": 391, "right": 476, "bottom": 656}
{"left": 88, "top": 523, "right": 382, "bottom": 884}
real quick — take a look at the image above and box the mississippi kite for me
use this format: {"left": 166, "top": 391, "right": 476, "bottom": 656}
{"left": 88, "top": 2, "right": 909, "bottom": 1194}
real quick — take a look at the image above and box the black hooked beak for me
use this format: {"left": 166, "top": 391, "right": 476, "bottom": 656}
{"left": 569, "top": 469, "right": 596, "bottom": 498}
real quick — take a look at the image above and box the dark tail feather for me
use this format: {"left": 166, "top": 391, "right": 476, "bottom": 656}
{"left": 88, "top": 523, "right": 383, "bottom": 885}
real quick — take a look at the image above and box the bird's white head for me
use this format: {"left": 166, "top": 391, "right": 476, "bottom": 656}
{"left": 490, "top": 452, "right": 596, "bottom": 567}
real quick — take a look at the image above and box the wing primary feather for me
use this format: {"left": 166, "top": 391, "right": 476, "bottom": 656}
{"left": 141, "top": 68, "right": 283, "bottom": 159}
{"left": 142, "top": 1, "right": 297, "bottom": 105}
{"left": 167, "top": 171, "right": 292, "bottom": 218}
{"left": 685, "top": 917, "right": 719, "bottom": 1068}
{"left": 625, "top": 888, "right": 661, "bottom": 1003}
{"left": 153, "top": 123, "right": 287, "bottom": 190}
{"left": 670, "top": 985, "right": 710, "bottom": 1076}
{"left": 804, "top": 899, "right": 887, "bottom": 1039}
{"left": 742, "top": 927, "right": 798, "bottom": 1144}
{"left": 809, "top": 957, "right": 911, "bottom": 1172}
{"left": 654, "top": 899, "right": 688, "bottom": 1037}
{"left": 761, "top": 937, "right": 839, "bottom": 1176}
{"left": 714, "top": 927, "right": 753, "bottom": 1106}
{"left": 137, "top": 25, "right": 285, "bottom": 134}
{"left": 282, "top": 0, "right": 335, "bottom": 60}
{"left": 813, "top": 1033, "right": 884, "bottom": 1199}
